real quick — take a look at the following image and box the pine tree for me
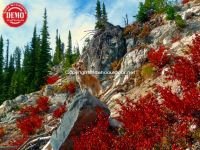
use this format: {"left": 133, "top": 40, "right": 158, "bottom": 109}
{"left": 5, "top": 39, "right": 9, "bottom": 70}
{"left": 14, "top": 47, "right": 21, "bottom": 71}
{"left": 153, "top": 0, "right": 167, "bottom": 13}
{"left": 53, "top": 29, "right": 63, "bottom": 65}
{"left": 0, "top": 36, "right": 4, "bottom": 103}
{"left": 28, "top": 26, "right": 41, "bottom": 91}
{"left": 23, "top": 44, "right": 32, "bottom": 92}
{"left": 65, "top": 30, "right": 73, "bottom": 68}
{"left": 102, "top": 2, "right": 108, "bottom": 24}
{"left": 37, "top": 8, "right": 51, "bottom": 87}
{"left": 95, "top": 0, "right": 103, "bottom": 29}
{"left": 10, "top": 47, "right": 24, "bottom": 98}
{"left": 136, "top": 2, "right": 149, "bottom": 22}
{"left": 5, "top": 55, "right": 15, "bottom": 99}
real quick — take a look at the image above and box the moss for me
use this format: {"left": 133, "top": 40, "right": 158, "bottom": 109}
{"left": 141, "top": 63, "right": 156, "bottom": 80}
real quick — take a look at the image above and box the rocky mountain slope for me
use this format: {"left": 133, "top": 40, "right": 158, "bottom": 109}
{"left": 1, "top": 1, "right": 200, "bottom": 150}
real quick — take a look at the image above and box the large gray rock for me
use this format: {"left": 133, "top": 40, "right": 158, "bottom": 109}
{"left": 113, "top": 48, "right": 148, "bottom": 86}
{"left": 14, "top": 95, "right": 28, "bottom": 104}
{"left": 50, "top": 91, "right": 110, "bottom": 150}
{"left": 0, "top": 100, "right": 14, "bottom": 116}
{"left": 81, "top": 23, "right": 126, "bottom": 79}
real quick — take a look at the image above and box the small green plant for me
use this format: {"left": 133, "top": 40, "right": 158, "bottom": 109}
{"left": 166, "top": 5, "right": 176, "bottom": 20}
{"left": 175, "top": 15, "right": 186, "bottom": 29}
{"left": 141, "top": 63, "right": 156, "bottom": 79}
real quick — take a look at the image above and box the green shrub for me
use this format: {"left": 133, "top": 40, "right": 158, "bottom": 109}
{"left": 165, "top": 5, "right": 176, "bottom": 20}
{"left": 136, "top": 2, "right": 149, "bottom": 23}
{"left": 175, "top": 15, "right": 186, "bottom": 29}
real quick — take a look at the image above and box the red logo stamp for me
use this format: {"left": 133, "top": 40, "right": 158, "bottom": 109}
{"left": 3, "top": 3, "right": 28, "bottom": 27}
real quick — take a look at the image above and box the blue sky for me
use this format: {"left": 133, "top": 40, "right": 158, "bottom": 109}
{"left": 0, "top": 0, "right": 143, "bottom": 56}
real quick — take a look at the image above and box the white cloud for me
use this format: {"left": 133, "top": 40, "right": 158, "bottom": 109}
{"left": 0, "top": 0, "right": 141, "bottom": 56}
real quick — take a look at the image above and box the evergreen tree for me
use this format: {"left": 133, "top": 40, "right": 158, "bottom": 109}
{"left": 136, "top": 2, "right": 149, "bottom": 22}
{"left": 0, "top": 36, "right": 3, "bottom": 103}
{"left": 95, "top": 0, "right": 103, "bottom": 29}
{"left": 5, "top": 55, "right": 15, "bottom": 99}
{"left": 153, "top": 0, "right": 167, "bottom": 13}
{"left": 10, "top": 48, "right": 24, "bottom": 98}
{"left": 65, "top": 30, "right": 73, "bottom": 68}
{"left": 14, "top": 47, "right": 21, "bottom": 71}
{"left": 29, "top": 26, "right": 41, "bottom": 91}
{"left": 23, "top": 44, "right": 32, "bottom": 92}
{"left": 102, "top": 2, "right": 108, "bottom": 24}
{"left": 37, "top": 8, "right": 51, "bottom": 87}
{"left": 53, "top": 29, "right": 63, "bottom": 65}
{"left": 5, "top": 39, "right": 9, "bottom": 70}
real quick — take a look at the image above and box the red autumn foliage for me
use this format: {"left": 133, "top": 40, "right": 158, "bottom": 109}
{"left": 62, "top": 82, "right": 76, "bottom": 94}
{"left": 46, "top": 75, "right": 60, "bottom": 84}
{"left": 117, "top": 95, "right": 167, "bottom": 149}
{"left": 147, "top": 45, "right": 170, "bottom": 68}
{"left": 171, "top": 56, "right": 197, "bottom": 89}
{"left": 53, "top": 105, "right": 67, "bottom": 118}
{"left": 71, "top": 89, "right": 200, "bottom": 149}
{"left": 72, "top": 109, "right": 115, "bottom": 150}
{"left": 16, "top": 115, "right": 42, "bottom": 136}
{"left": 182, "top": 0, "right": 190, "bottom": 4}
{"left": 19, "top": 106, "right": 39, "bottom": 116}
{"left": 157, "top": 86, "right": 200, "bottom": 116}
{"left": 189, "top": 34, "right": 200, "bottom": 76}
{"left": 0, "top": 127, "right": 5, "bottom": 138}
{"left": 36, "top": 96, "right": 49, "bottom": 112}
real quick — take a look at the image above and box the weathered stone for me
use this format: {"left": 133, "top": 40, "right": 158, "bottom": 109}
{"left": 50, "top": 91, "right": 110, "bottom": 150}
{"left": 81, "top": 23, "right": 127, "bottom": 79}
{"left": 43, "top": 85, "right": 54, "bottom": 96}
{"left": 14, "top": 95, "right": 28, "bottom": 104}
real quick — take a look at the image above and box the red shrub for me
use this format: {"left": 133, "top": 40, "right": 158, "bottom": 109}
{"left": 148, "top": 45, "right": 170, "bottom": 68}
{"left": 46, "top": 75, "right": 60, "bottom": 84}
{"left": 182, "top": 0, "right": 189, "bottom": 4}
{"left": 36, "top": 96, "right": 49, "bottom": 112}
{"left": 19, "top": 106, "right": 39, "bottom": 116}
{"left": 189, "top": 34, "right": 200, "bottom": 76}
{"left": 117, "top": 95, "right": 167, "bottom": 149}
{"left": 53, "top": 105, "right": 67, "bottom": 118}
{"left": 62, "top": 82, "right": 76, "bottom": 94}
{"left": 158, "top": 86, "right": 200, "bottom": 116}
{"left": 0, "top": 127, "right": 5, "bottom": 138}
{"left": 72, "top": 109, "right": 115, "bottom": 150}
{"left": 16, "top": 115, "right": 42, "bottom": 136}
{"left": 171, "top": 56, "right": 197, "bottom": 89}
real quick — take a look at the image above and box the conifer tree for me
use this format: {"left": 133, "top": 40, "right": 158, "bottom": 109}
{"left": 37, "top": 8, "right": 51, "bottom": 87}
{"left": 29, "top": 26, "right": 41, "bottom": 91}
{"left": 53, "top": 29, "right": 63, "bottom": 65}
{"left": 95, "top": 0, "right": 103, "bottom": 29}
{"left": 102, "top": 2, "right": 108, "bottom": 24}
{"left": 65, "top": 30, "right": 73, "bottom": 68}
{"left": 136, "top": 2, "right": 149, "bottom": 22}
{"left": 5, "top": 55, "right": 15, "bottom": 99}
{"left": 0, "top": 36, "right": 3, "bottom": 103}
{"left": 10, "top": 47, "right": 24, "bottom": 98}
{"left": 14, "top": 47, "right": 21, "bottom": 71}
{"left": 23, "top": 44, "right": 32, "bottom": 92}
{"left": 5, "top": 39, "right": 9, "bottom": 70}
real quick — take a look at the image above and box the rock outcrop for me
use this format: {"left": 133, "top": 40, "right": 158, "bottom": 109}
{"left": 81, "top": 23, "right": 127, "bottom": 79}
{"left": 50, "top": 91, "right": 110, "bottom": 150}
